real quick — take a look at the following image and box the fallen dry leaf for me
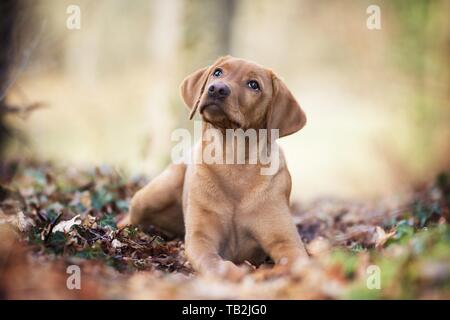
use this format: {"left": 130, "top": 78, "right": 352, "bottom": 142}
{"left": 52, "top": 214, "right": 82, "bottom": 233}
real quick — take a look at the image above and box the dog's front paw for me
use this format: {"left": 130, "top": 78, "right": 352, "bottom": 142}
{"left": 116, "top": 214, "right": 131, "bottom": 229}
{"left": 216, "top": 261, "right": 250, "bottom": 282}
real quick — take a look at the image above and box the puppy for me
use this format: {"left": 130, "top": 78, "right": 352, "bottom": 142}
{"left": 118, "top": 56, "right": 308, "bottom": 278}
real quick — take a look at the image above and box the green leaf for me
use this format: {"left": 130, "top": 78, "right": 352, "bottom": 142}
{"left": 46, "top": 231, "right": 67, "bottom": 254}
{"left": 394, "top": 220, "right": 415, "bottom": 242}
{"left": 98, "top": 214, "right": 117, "bottom": 230}
{"left": 24, "top": 168, "right": 47, "bottom": 187}
{"left": 115, "top": 199, "right": 129, "bottom": 212}
{"left": 330, "top": 249, "right": 358, "bottom": 278}
{"left": 91, "top": 188, "right": 113, "bottom": 210}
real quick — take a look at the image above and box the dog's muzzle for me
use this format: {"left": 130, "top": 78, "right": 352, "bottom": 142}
{"left": 200, "top": 102, "right": 226, "bottom": 118}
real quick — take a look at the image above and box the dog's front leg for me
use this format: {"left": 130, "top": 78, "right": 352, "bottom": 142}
{"left": 252, "top": 205, "right": 308, "bottom": 266}
{"left": 184, "top": 206, "right": 247, "bottom": 280}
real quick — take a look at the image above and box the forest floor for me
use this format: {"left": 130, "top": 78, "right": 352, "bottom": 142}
{"left": 0, "top": 161, "right": 449, "bottom": 299}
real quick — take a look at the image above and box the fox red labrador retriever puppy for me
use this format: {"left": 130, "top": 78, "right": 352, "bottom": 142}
{"left": 118, "top": 56, "right": 308, "bottom": 279}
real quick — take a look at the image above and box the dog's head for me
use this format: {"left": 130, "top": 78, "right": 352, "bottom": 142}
{"left": 180, "top": 56, "right": 306, "bottom": 137}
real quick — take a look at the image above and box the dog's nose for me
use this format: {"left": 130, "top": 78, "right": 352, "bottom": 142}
{"left": 208, "top": 82, "right": 230, "bottom": 99}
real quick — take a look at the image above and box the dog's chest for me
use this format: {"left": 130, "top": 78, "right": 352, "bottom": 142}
{"left": 186, "top": 156, "right": 276, "bottom": 264}
{"left": 202, "top": 166, "right": 270, "bottom": 264}
{"left": 212, "top": 165, "right": 270, "bottom": 201}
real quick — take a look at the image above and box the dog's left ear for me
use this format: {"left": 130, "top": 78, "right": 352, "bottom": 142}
{"left": 267, "top": 73, "right": 306, "bottom": 138}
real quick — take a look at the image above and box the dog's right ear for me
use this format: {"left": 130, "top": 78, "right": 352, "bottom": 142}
{"left": 180, "top": 56, "right": 232, "bottom": 119}
{"left": 180, "top": 66, "right": 211, "bottom": 119}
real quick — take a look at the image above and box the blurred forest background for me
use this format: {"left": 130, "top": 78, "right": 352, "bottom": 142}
{"left": 1, "top": 0, "right": 449, "bottom": 202}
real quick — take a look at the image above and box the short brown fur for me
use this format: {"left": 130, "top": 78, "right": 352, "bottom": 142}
{"left": 118, "top": 56, "right": 308, "bottom": 279}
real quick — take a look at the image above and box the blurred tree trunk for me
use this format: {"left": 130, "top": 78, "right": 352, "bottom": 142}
{"left": 143, "top": 0, "right": 184, "bottom": 171}
{"left": 215, "top": 0, "right": 236, "bottom": 55}
{"left": 0, "top": 0, "right": 19, "bottom": 155}
{"left": 177, "top": 0, "right": 236, "bottom": 125}
{"left": 181, "top": 0, "right": 236, "bottom": 69}
{"left": 141, "top": 0, "right": 237, "bottom": 172}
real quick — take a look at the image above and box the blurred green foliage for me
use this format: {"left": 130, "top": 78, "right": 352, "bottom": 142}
{"left": 388, "top": 0, "right": 449, "bottom": 175}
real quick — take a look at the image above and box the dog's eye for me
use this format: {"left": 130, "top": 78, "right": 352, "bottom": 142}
{"left": 247, "top": 80, "right": 260, "bottom": 91}
{"left": 213, "top": 68, "right": 223, "bottom": 77}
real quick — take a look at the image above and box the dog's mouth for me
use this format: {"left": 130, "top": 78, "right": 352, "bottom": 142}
{"left": 199, "top": 102, "right": 241, "bottom": 129}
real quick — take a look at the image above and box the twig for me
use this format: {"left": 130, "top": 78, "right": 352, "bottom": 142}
{"left": 42, "top": 211, "right": 63, "bottom": 243}
{"left": 0, "top": 102, "right": 47, "bottom": 119}
{"left": 0, "top": 20, "right": 47, "bottom": 101}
